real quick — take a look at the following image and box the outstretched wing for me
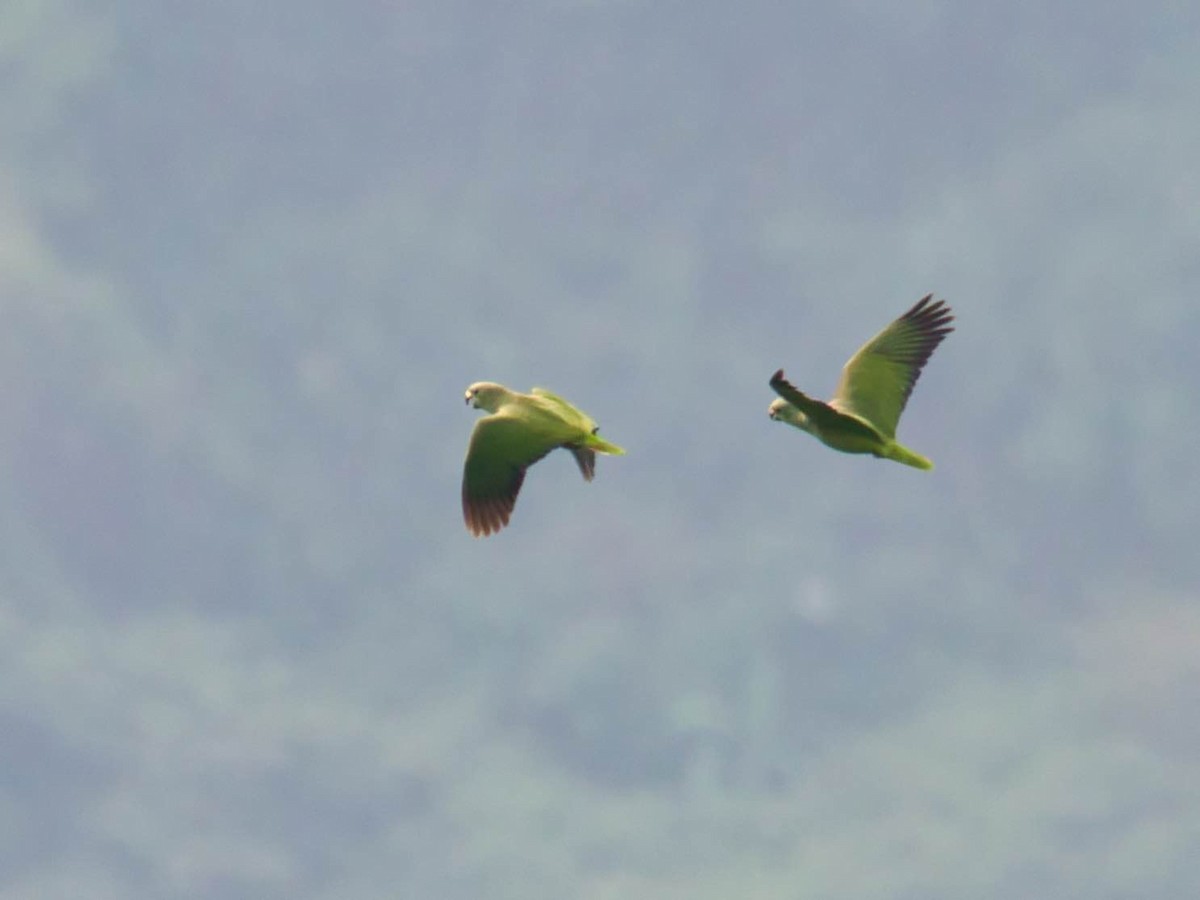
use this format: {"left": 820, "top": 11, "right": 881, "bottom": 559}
{"left": 769, "top": 369, "right": 857, "bottom": 433}
{"left": 462, "top": 414, "right": 558, "bottom": 536}
{"left": 830, "top": 295, "right": 954, "bottom": 438}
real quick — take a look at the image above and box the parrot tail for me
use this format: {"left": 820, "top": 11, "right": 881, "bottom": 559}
{"left": 882, "top": 442, "right": 933, "bottom": 470}
{"left": 585, "top": 433, "right": 626, "bottom": 456}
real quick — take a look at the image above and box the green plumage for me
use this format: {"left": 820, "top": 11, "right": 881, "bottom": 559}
{"left": 768, "top": 295, "right": 954, "bottom": 470}
{"left": 462, "top": 382, "right": 625, "bottom": 536}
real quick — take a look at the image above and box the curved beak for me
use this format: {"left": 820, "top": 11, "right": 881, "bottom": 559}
{"left": 464, "top": 391, "right": 473, "bottom": 405}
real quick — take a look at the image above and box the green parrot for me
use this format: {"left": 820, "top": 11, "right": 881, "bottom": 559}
{"left": 768, "top": 295, "right": 954, "bottom": 470}
{"left": 462, "top": 382, "right": 625, "bottom": 536}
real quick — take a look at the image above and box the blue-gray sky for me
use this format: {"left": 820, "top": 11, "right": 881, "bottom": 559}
{"left": 2, "top": 1, "right": 1199, "bottom": 897}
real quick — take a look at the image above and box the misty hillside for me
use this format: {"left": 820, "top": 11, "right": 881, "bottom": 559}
{"left": 2, "top": 2, "right": 1198, "bottom": 898}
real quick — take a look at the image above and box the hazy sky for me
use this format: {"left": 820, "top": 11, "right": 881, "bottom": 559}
{"left": 3, "top": 2, "right": 1199, "bottom": 898}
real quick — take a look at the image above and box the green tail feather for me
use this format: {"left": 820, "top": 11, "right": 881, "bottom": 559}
{"left": 883, "top": 441, "right": 933, "bottom": 470}
{"left": 585, "top": 433, "right": 626, "bottom": 455}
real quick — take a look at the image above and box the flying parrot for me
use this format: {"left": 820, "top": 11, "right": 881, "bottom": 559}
{"left": 768, "top": 295, "right": 954, "bottom": 469}
{"left": 462, "top": 382, "right": 625, "bottom": 536}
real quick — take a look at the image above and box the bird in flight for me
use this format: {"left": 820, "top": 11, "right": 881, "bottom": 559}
{"left": 462, "top": 382, "right": 625, "bottom": 536}
{"left": 768, "top": 295, "right": 954, "bottom": 470}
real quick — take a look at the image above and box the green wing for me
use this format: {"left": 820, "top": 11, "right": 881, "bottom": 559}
{"left": 530, "top": 387, "right": 572, "bottom": 405}
{"left": 462, "top": 413, "right": 559, "bottom": 537}
{"left": 530, "top": 387, "right": 594, "bottom": 428}
{"left": 530, "top": 387, "right": 605, "bottom": 480}
{"left": 829, "top": 295, "right": 954, "bottom": 438}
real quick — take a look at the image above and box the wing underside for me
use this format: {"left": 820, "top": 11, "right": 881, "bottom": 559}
{"left": 462, "top": 414, "right": 556, "bottom": 536}
{"left": 830, "top": 295, "right": 954, "bottom": 438}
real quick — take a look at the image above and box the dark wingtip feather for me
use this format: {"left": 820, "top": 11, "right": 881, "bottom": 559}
{"left": 462, "top": 470, "right": 524, "bottom": 537}
{"left": 904, "top": 295, "right": 955, "bottom": 338}
{"left": 463, "top": 494, "right": 513, "bottom": 537}
{"left": 901, "top": 296, "right": 955, "bottom": 349}
{"left": 890, "top": 295, "right": 955, "bottom": 403}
